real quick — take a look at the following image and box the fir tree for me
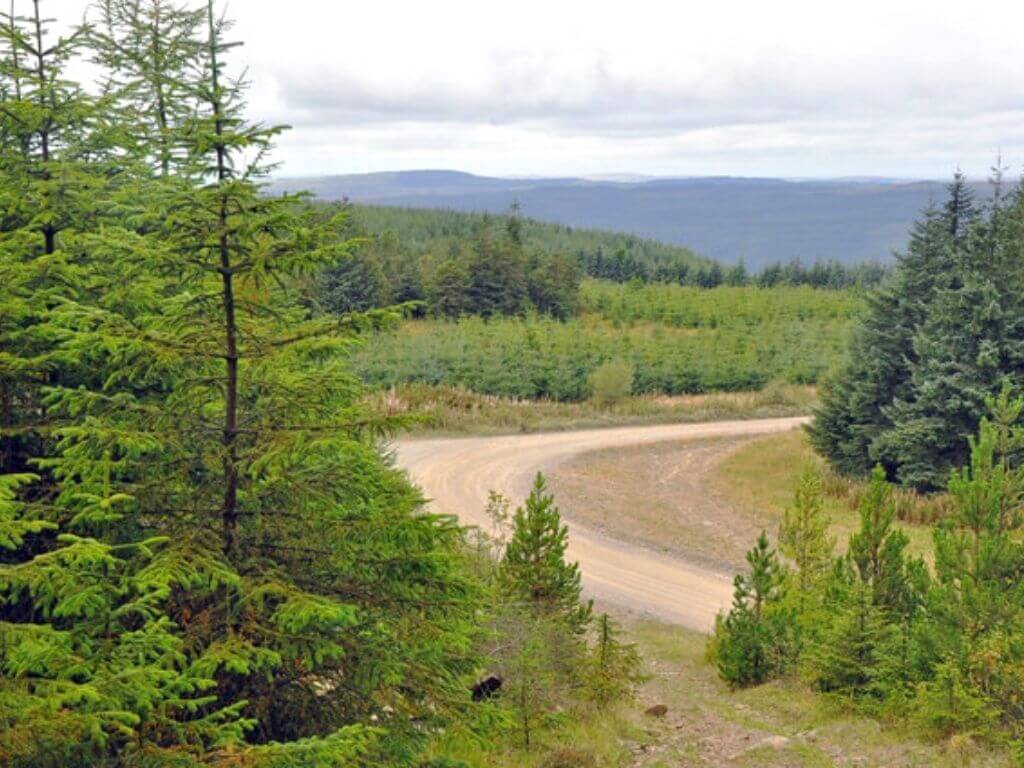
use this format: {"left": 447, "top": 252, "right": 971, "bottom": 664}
{"left": 583, "top": 612, "right": 643, "bottom": 704}
{"left": 808, "top": 171, "right": 1024, "bottom": 488}
{"left": 89, "top": 0, "right": 204, "bottom": 177}
{"left": 467, "top": 223, "right": 527, "bottom": 317}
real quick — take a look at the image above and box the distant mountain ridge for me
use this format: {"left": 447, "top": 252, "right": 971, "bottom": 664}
{"left": 270, "top": 170, "right": 992, "bottom": 269}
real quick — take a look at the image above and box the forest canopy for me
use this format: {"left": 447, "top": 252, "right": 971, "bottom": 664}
{"left": 311, "top": 203, "right": 887, "bottom": 321}
{"left": 811, "top": 172, "right": 1024, "bottom": 490}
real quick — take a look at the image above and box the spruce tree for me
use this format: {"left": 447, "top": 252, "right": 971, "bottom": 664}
{"left": 467, "top": 222, "right": 527, "bottom": 317}
{"left": 880, "top": 192, "right": 1024, "bottom": 489}
{"left": 3, "top": 2, "right": 480, "bottom": 763}
{"left": 89, "top": 0, "right": 204, "bottom": 177}
{"left": 0, "top": 0, "right": 102, "bottom": 476}
{"left": 809, "top": 171, "right": 1021, "bottom": 489}
{"left": 583, "top": 612, "right": 643, "bottom": 704}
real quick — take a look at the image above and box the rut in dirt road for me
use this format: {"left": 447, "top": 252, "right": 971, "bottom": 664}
{"left": 395, "top": 417, "right": 808, "bottom": 632}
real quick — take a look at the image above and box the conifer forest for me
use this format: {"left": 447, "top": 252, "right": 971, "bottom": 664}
{"left": 4, "top": 2, "right": 1024, "bottom": 767}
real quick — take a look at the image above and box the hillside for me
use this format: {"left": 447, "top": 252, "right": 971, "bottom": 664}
{"left": 350, "top": 203, "right": 710, "bottom": 272}
{"left": 273, "top": 170, "right": 992, "bottom": 269}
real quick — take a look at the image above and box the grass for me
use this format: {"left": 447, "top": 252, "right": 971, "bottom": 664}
{"left": 427, "top": 419, "right": 1010, "bottom": 766}
{"left": 626, "top": 617, "right": 1011, "bottom": 767}
{"left": 438, "top": 616, "right": 1011, "bottom": 767}
{"left": 709, "top": 430, "right": 938, "bottom": 561}
{"left": 373, "top": 382, "right": 817, "bottom": 437}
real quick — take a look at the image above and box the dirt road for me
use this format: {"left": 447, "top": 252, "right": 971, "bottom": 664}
{"left": 395, "top": 417, "right": 808, "bottom": 632}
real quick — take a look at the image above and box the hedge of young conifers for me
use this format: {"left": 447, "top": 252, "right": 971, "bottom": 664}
{"left": 354, "top": 284, "right": 858, "bottom": 401}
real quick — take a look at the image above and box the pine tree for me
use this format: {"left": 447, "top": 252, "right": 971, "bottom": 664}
{"left": 778, "top": 465, "right": 833, "bottom": 596}
{"left": 501, "top": 472, "right": 591, "bottom": 633}
{"left": 804, "top": 566, "right": 890, "bottom": 698}
{"left": 709, "top": 531, "right": 794, "bottom": 687}
{"left": 911, "top": 389, "right": 1024, "bottom": 733}
{"left": 848, "top": 466, "right": 920, "bottom": 613}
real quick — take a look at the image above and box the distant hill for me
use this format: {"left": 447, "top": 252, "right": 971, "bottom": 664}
{"left": 271, "top": 170, "right": 993, "bottom": 269}
{"left": 349, "top": 204, "right": 708, "bottom": 272}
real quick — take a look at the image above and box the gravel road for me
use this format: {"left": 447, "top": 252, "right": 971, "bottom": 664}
{"left": 395, "top": 417, "right": 808, "bottom": 631}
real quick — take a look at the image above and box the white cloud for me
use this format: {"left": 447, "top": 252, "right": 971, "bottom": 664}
{"left": 47, "top": 0, "right": 1024, "bottom": 177}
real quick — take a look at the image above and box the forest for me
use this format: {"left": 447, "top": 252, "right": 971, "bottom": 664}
{"left": 711, "top": 173, "right": 1024, "bottom": 758}
{"left": 0, "top": 2, "right": 640, "bottom": 765}
{"left": 7, "top": 0, "right": 1024, "bottom": 765}
{"left": 313, "top": 203, "right": 888, "bottom": 321}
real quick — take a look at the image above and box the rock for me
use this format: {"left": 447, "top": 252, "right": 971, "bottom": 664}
{"left": 644, "top": 704, "right": 668, "bottom": 717}
{"left": 758, "top": 735, "right": 791, "bottom": 750}
{"left": 727, "top": 735, "right": 791, "bottom": 760}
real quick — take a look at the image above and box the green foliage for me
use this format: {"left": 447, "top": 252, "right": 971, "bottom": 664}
{"left": 318, "top": 249, "right": 392, "bottom": 314}
{"left": 0, "top": 2, "right": 480, "bottom": 765}
{"left": 347, "top": 203, "right": 707, "bottom": 282}
{"left": 708, "top": 531, "right": 794, "bottom": 687}
{"left": 734, "top": 393, "right": 1024, "bottom": 751}
{"left": 502, "top": 473, "right": 592, "bottom": 634}
{"left": 778, "top": 465, "right": 834, "bottom": 596}
{"left": 587, "top": 358, "right": 633, "bottom": 403}
{"left": 312, "top": 205, "right": 581, "bottom": 320}
{"left": 355, "top": 283, "right": 857, "bottom": 401}
{"left": 812, "top": 171, "right": 1024, "bottom": 490}
{"left": 345, "top": 204, "right": 887, "bottom": 290}
{"left": 582, "top": 613, "right": 644, "bottom": 705}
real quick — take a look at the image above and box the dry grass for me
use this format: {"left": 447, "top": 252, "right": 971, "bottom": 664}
{"left": 709, "top": 430, "right": 941, "bottom": 562}
{"left": 431, "top": 615, "right": 1012, "bottom": 767}
{"left": 547, "top": 437, "right": 775, "bottom": 572}
{"left": 370, "top": 381, "right": 818, "bottom": 437}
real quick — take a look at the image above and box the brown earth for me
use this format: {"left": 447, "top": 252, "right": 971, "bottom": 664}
{"left": 394, "top": 417, "right": 806, "bottom": 632}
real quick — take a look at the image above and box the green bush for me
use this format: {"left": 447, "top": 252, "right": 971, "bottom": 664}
{"left": 588, "top": 358, "right": 634, "bottom": 402}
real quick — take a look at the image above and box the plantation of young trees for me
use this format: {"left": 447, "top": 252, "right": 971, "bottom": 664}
{"left": 811, "top": 172, "right": 1024, "bottom": 490}
{"left": 0, "top": 3, "right": 638, "bottom": 765}
{"left": 713, "top": 388, "right": 1024, "bottom": 753}
{"left": 355, "top": 283, "right": 857, "bottom": 401}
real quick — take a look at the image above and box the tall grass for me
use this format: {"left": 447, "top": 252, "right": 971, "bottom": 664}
{"left": 368, "top": 382, "right": 817, "bottom": 435}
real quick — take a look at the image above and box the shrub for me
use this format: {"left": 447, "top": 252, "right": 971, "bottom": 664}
{"left": 588, "top": 359, "right": 634, "bottom": 403}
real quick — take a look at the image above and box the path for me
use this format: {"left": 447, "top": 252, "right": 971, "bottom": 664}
{"left": 395, "top": 417, "right": 807, "bottom": 631}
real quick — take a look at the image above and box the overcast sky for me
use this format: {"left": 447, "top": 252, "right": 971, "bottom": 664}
{"left": 53, "top": 0, "right": 1024, "bottom": 179}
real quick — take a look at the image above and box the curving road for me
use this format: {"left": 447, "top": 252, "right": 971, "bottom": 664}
{"left": 395, "top": 417, "right": 808, "bottom": 632}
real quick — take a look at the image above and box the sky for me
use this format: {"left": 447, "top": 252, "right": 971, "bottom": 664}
{"left": 53, "top": 0, "right": 1024, "bottom": 180}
